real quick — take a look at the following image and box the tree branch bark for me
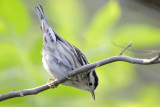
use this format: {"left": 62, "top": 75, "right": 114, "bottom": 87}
{"left": 1, "top": 43, "right": 160, "bottom": 101}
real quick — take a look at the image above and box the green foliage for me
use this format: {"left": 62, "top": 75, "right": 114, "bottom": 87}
{"left": 0, "top": 0, "right": 160, "bottom": 106}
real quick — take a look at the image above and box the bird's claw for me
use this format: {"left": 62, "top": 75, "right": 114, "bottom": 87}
{"left": 47, "top": 78, "right": 57, "bottom": 88}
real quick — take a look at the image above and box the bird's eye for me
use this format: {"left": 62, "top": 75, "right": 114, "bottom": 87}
{"left": 88, "top": 82, "right": 92, "bottom": 86}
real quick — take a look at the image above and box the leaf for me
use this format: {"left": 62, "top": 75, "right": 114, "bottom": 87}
{"left": 84, "top": 0, "right": 121, "bottom": 48}
{"left": 0, "top": 0, "right": 30, "bottom": 35}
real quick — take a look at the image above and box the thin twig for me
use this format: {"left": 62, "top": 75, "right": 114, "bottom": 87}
{"left": 119, "top": 41, "right": 133, "bottom": 55}
{"left": 112, "top": 41, "right": 160, "bottom": 56}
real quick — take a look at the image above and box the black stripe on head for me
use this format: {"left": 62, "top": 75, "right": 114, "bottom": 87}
{"left": 92, "top": 70, "right": 98, "bottom": 90}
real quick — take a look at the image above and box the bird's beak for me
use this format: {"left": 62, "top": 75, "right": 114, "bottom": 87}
{"left": 90, "top": 90, "right": 95, "bottom": 100}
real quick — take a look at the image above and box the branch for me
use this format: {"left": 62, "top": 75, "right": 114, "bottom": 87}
{"left": 119, "top": 41, "right": 133, "bottom": 55}
{"left": 1, "top": 44, "right": 160, "bottom": 101}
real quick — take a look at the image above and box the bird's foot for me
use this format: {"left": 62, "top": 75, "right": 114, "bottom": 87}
{"left": 47, "top": 78, "right": 58, "bottom": 88}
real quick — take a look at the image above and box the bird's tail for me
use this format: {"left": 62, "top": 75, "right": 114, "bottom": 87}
{"left": 35, "top": 4, "right": 57, "bottom": 43}
{"left": 35, "top": 4, "right": 49, "bottom": 31}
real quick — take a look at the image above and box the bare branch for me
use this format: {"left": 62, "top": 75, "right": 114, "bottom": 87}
{"left": 1, "top": 54, "right": 160, "bottom": 101}
{"left": 143, "top": 54, "right": 160, "bottom": 64}
{"left": 1, "top": 43, "right": 160, "bottom": 101}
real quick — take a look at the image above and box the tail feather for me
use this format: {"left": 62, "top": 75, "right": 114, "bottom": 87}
{"left": 35, "top": 4, "right": 81, "bottom": 58}
{"left": 36, "top": 4, "right": 56, "bottom": 43}
{"left": 35, "top": 4, "right": 49, "bottom": 31}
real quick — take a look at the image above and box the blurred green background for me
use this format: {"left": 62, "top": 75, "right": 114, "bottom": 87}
{"left": 0, "top": 0, "right": 160, "bottom": 107}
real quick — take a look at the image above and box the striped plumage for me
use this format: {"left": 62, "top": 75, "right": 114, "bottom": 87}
{"left": 35, "top": 4, "right": 98, "bottom": 99}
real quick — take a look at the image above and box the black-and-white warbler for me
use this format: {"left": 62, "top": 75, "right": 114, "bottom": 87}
{"left": 35, "top": 4, "right": 98, "bottom": 100}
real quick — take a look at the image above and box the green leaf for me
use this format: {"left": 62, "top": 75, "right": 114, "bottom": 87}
{"left": 84, "top": 0, "right": 121, "bottom": 48}
{"left": 113, "top": 24, "right": 160, "bottom": 48}
{"left": 0, "top": 0, "right": 30, "bottom": 35}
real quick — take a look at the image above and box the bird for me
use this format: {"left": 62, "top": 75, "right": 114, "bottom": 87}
{"left": 35, "top": 4, "right": 98, "bottom": 100}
